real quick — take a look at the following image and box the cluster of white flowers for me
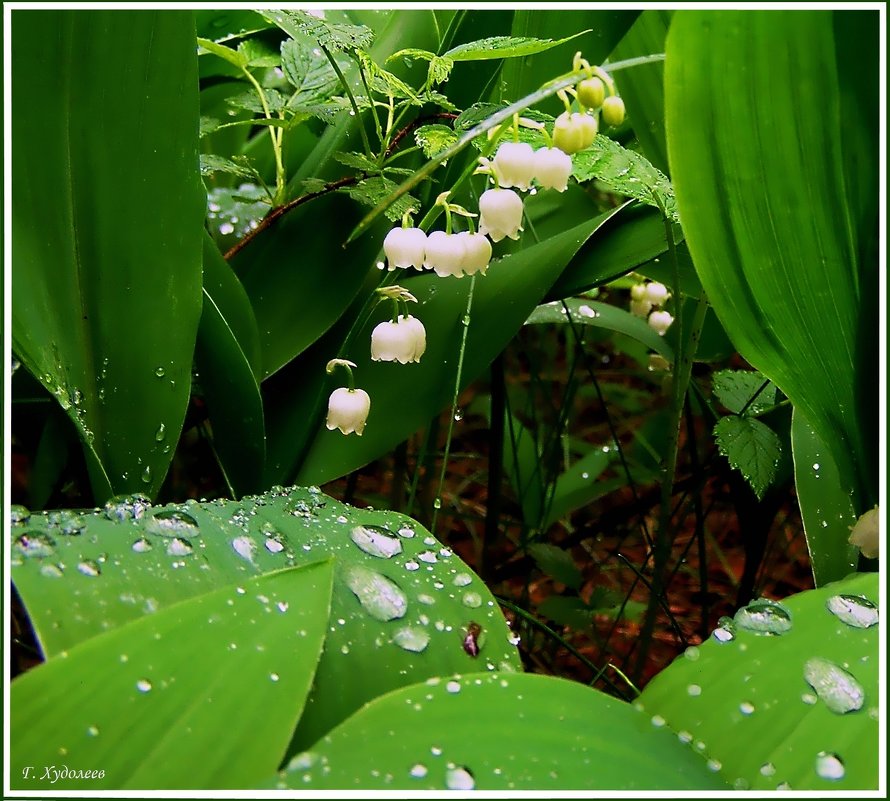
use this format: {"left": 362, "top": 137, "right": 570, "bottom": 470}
{"left": 630, "top": 280, "right": 674, "bottom": 336}
{"left": 327, "top": 55, "right": 628, "bottom": 436}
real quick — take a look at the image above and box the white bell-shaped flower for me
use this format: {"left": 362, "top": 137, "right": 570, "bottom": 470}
{"left": 371, "top": 315, "right": 426, "bottom": 363}
{"left": 648, "top": 310, "right": 674, "bottom": 336}
{"left": 644, "top": 281, "right": 670, "bottom": 306}
{"left": 492, "top": 141, "right": 536, "bottom": 192}
{"left": 478, "top": 188, "right": 524, "bottom": 243}
{"left": 533, "top": 146, "right": 573, "bottom": 192}
{"left": 424, "top": 231, "right": 467, "bottom": 276}
{"left": 383, "top": 226, "right": 426, "bottom": 271}
{"left": 630, "top": 283, "right": 647, "bottom": 301}
{"left": 849, "top": 506, "right": 879, "bottom": 559}
{"left": 630, "top": 298, "right": 653, "bottom": 318}
{"left": 326, "top": 387, "right": 370, "bottom": 436}
{"left": 457, "top": 231, "right": 492, "bottom": 276}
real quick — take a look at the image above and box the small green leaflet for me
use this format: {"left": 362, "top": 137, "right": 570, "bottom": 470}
{"left": 262, "top": 10, "right": 374, "bottom": 53}
{"left": 226, "top": 89, "right": 286, "bottom": 115}
{"left": 712, "top": 369, "right": 777, "bottom": 416}
{"left": 199, "top": 154, "right": 257, "bottom": 179}
{"left": 236, "top": 38, "right": 280, "bottom": 68}
{"left": 572, "top": 137, "right": 679, "bottom": 223}
{"left": 444, "top": 31, "right": 589, "bottom": 62}
{"left": 414, "top": 124, "right": 458, "bottom": 159}
{"left": 388, "top": 49, "right": 454, "bottom": 85}
{"left": 528, "top": 543, "right": 582, "bottom": 590}
{"left": 357, "top": 51, "right": 420, "bottom": 103}
{"left": 280, "top": 39, "right": 344, "bottom": 106}
{"left": 197, "top": 37, "right": 247, "bottom": 68}
{"left": 343, "top": 176, "right": 419, "bottom": 221}
{"left": 332, "top": 151, "right": 379, "bottom": 172}
{"left": 713, "top": 416, "right": 782, "bottom": 499}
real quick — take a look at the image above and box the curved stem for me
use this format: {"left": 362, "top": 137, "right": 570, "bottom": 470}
{"left": 322, "top": 44, "right": 372, "bottom": 157}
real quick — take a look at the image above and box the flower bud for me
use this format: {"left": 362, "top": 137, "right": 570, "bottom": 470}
{"left": 575, "top": 112, "right": 598, "bottom": 149}
{"left": 552, "top": 112, "right": 583, "bottom": 155}
{"left": 326, "top": 387, "right": 370, "bottom": 436}
{"left": 478, "top": 188, "right": 524, "bottom": 243}
{"left": 457, "top": 231, "right": 492, "bottom": 276}
{"left": 533, "top": 147, "right": 573, "bottom": 192}
{"left": 630, "top": 283, "right": 648, "bottom": 301}
{"left": 383, "top": 227, "right": 426, "bottom": 271}
{"left": 492, "top": 141, "right": 536, "bottom": 192}
{"left": 601, "top": 96, "right": 626, "bottom": 127}
{"left": 648, "top": 310, "right": 674, "bottom": 336}
{"left": 577, "top": 77, "right": 605, "bottom": 110}
{"left": 644, "top": 281, "right": 670, "bottom": 306}
{"left": 849, "top": 506, "right": 879, "bottom": 559}
{"left": 630, "top": 298, "right": 653, "bottom": 318}
{"left": 371, "top": 315, "right": 426, "bottom": 364}
{"left": 424, "top": 231, "right": 467, "bottom": 276}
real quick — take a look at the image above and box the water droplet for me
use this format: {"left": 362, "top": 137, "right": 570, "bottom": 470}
{"left": 734, "top": 598, "right": 792, "bottom": 636}
{"left": 445, "top": 766, "right": 474, "bottom": 790}
{"left": 826, "top": 594, "right": 879, "bottom": 628}
{"left": 404, "top": 560, "right": 420, "bottom": 571}
{"left": 678, "top": 730, "right": 693, "bottom": 744}
{"left": 815, "top": 751, "right": 845, "bottom": 781}
{"left": 77, "top": 560, "right": 101, "bottom": 577}
{"left": 409, "top": 763, "right": 428, "bottom": 778}
{"left": 104, "top": 493, "right": 151, "bottom": 521}
{"left": 10, "top": 505, "right": 31, "bottom": 525}
{"left": 462, "top": 591, "right": 482, "bottom": 608}
{"left": 760, "top": 762, "right": 776, "bottom": 777}
{"left": 155, "top": 423, "right": 166, "bottom": 442}
{"left": 418, "top": 550, "right": 437, "bottom": 564}
{"left": 40, "top": 563, "right": 64, "bottom": 578}
{"left": 711, "top": 616, "right": 736, "bottom": 642}
{"left": 270, "top": 672, "right": 280, "bottom": 682}
{"left": 132, "top": 537, "right": 153, "bottom": 553}
{"left": 453, "top": 573, "right": 472, "bottom": 587}
{"left": 155, "top": 367, "right": 166, "bottom": 377}
{"left": 687, "top": 684, "right": 702, "bottom": 697}
{"left": 445, "top": 680, "right": 461, "bottom": 693}
{"left": 803, "top": 657, "right": 864, "bottom": 713}
{"left": 231, "top": 535, "right": 257, "bottom": 562}
{"left": 453, "top": 407, "right": 464, "bottom": 421}
{"left": 166, "top": 537, "right": 193, "bottom": 557}
{"left": 650, "top": 715, "right": 666, "bottom": 727}
{"left": 706, "top": 759, "right": 722, "bottom": 772}
{"left": 350, "top": 525, "right": 403, "bottom": 559}
{"left": 343, "top": 565, "right": 407, "bottom": 621}
{"left": 683, "top": 646, "right": 700, "bottom": 661}
{"left": 433, "top": 498, "right": 442, "bottom": 510}
{"left": 86, "top": 725, "right": 99, "bottom": 737}
{"left": 776, "top": 781, "right": 792, "bottom": 790}
{"left": 265, "top": 536, "right": 285, "bottom": 554}
{"left": 145, "top": 509, "right": 199, "bottom": 537}
{"left": 397, "top": 525, "right": 415, "bottom": 538}
{"left": 801, "top": 692, "right": 818, "bottom": 705}
{"left": 393, "top": 626, "right": 430, "bottom": 653}
{"left": 141, "top": 465, "right": 152, "bottom": 484}
{"left": 739, "top": 701, "right": 755, "bottom": 715}
{"left": 14, "top": 532, "right": 56, "bottom": 558}
{"left": 136, "top": 678, "right": 152, "bottom": 693}
{"left": 56, "top": 512, "right": 86, "bottom": 536}
{"left": 417, "top": 593, "right": 435, "bottom": 605}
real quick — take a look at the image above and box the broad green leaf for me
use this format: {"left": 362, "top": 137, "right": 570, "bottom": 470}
{"left": 711, "top": 370, "right": 777, "bottom": 417}
{"left": 280, "top": 39, "right": 343, "bottom": 106}
{"left": 713, "top": 416, "right": 781, "bottom": 500}
{"left": 197, "top": 36, "right": 248, "bottom": 68}
{"left": 542, "top": 447, "right": 613, "bottom": 529}
{"left": 414, "top": 124, "right": 459, "bottom": 159}
{"left": 11, "top": 487, "right": 520, "bottom": 753}
{"left": 444, "top": 31, "right": 588, "bottom": 62}
{"left": 791, "top": 411, "right": 858, "bottom": 585}
{"left": 268, "top": 672, "right": 728, "bottom": 790}
{"left": 639, "top": 573, "right": 879, "bottom": 790}
{"left": 295, "top": 208, "right": 624, "bottom": 485}
{"left": 12, "top": 11, "right": 205, "bottom": 501}
{"left": 262, "top": 10, "right": 374, "bottom": 53}
{"left": 665, "top": 11, "right": 877, "bottom": 509}
{"left": 609, "top": 10, "right": 672, "bottom": 174}
{"left": 11, "top": 561, "right": 334, "bottom": 790}
{"left": 572, "top": 136, "right": 679, "bottom": 222}
{"left": 194, "top": 240, "right": 266, "bottom": 497}
{"left": 528, "top": 543, "right": 582, "bottom": 590}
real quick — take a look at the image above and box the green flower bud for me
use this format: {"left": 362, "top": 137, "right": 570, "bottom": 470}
{"left": 601, "top": 96, "right": 626, "bottom": 127}
{"left": 577, "top": 77, "right": 605, "bottom": 110}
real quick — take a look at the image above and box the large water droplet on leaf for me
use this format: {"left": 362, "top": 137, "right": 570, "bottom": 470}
{"left": 77, "top": 560, "right": 101, "bottom": 577}
{"left": 445, "top": 766, "right": 474, "bottom": 790}
{"left": 10, "top": 504, "right": 31, "bottom": 526}
{"left": 712, "top": 616, "right": 736, "bottom": 643}
{"left": 14, "top": 532, "right": 56, "bottom": 558}
{"left": 815, "top": 751, "right": 845, "bottom": 781}
{"left": 826, "top": 594, "right": 878, "bottom": 629}
{"left": 167, "top": 537, "right": 193, "bottom": 557}
{"left": 136, "top": 678, "right": 152, "bottom": 693}
{"left": 803, "top": 657, "right": 864, "bottom": 714}
{"left": 40, "top": 563, "right": 64, "bottom": 578}
{"left": 343, "top": 565, "right": 407, "bottom": 621}
{"left": 350, "top": 525, "right": 402, "bottom": 558}
{"left": 393, "top": 626, "right": 430, "bottom": 653}
{"left": 132, "top": 537, "right": 153, "bottom": 553}
{"left": 409, "top": 763, "right": 428, "bottom": 778}
{"left": 56, "top": 512, "right": 86, "bottom": 536}
{"left": 104, "top": 493, "right": 151, "bottom": 522}
{"left": 734, "top": 598, "right": 792, "bottom": 636}
{"left": 145, "top": 509, "right": 199, "bottom": 537}
{"left": 232, "top": 535, "right": 257, "bottom": 562}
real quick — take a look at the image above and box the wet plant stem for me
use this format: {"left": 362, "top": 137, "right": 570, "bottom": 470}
{"left": 241, "top": 67, "right": 286, "bottom": 205}
{"left": 323, "top": 44, "right": 372, "bottom": 157}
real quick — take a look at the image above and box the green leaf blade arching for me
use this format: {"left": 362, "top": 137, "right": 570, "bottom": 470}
{"left": 638, "top": 573, "right": 879, "bottom": 790}
{"left": 11, "top": 561, "right": 335, "bottom": 790}
{"left": 664, "top": 11, "right": 876, "bottom": 511}
{"left": 11, "top": 11, "right": 205, "bottom": 500}
{"left": 268, "top": 673, "right": 728, "bottom": 790}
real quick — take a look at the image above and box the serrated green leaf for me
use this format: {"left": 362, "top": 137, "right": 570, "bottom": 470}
{"left": 199, "top": 115, "right": 221, "bottom": 137}
{"left": 236, "top": 38, "right": 280, "bottom": 68}
{"left": 712, "top": 369, "right": 777, "bottom": 416}
{"left": 444, "top": 31, "right": 588, "bottom": 62}
{"left": 263, "top": 10, "right": 373, "bottom": 53}
{"left": 280, "top": 38, "right": 344, "bottom": 107}
{"left": 537, "top": 595, "right": 592, "bottom": 629}
{"left": 453, "top": 101, "right": 505, "bottom": 134}
{"left": 197, "top": 36, "right": 248, "bottom": 68}
{"left": 572, "top": 136, "right": 679, "bottom": 222}
{"left": 226, "top": 88, "right": 285, "bottom": 114}
{"left": 199, "top": 153, "right": 257, "bottom": 179}
{"left": 332, "top": 150, "right": 379, "bottom": 171}
{"left": 528, "top": 543, "right": 582, "bottom": 590}
{"left": 414, "top": 124, "right": 458, "bottom": 159}
{"left": 714, "top": 416, "right": 781, "bottom": 499}
{"left": 357, "top": 50, "right": 421, "bottom": 102}
{"left": 343, "top": 176, "right": 419, "bottom": 221}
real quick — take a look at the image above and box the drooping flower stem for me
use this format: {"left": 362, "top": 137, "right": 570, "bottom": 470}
{"left": 325, "top": 358, "right": 358, "bottom": 392}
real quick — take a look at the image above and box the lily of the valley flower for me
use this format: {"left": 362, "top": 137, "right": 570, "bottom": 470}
{"left": 456, "top": 231, "right": 492, "bottom": 276}
{"left": 648, "top": 310, "right": 674, "bottom": 336}
{"left": 371, "top": 315, "right": 426, "bottom": 363}
{"left": 326, "top": 387, "right": 370, "bottom": 436}
{"left": 478, "top": 188, "right": 524, "bottom": 243}
{"left": 383, "top": 226, "right": 427, "bottom": 271}
{"left": 849, "top": 506, "right": 879, "bottom": 559}
{"left": 424, "top": 231, "right": 467, "bottom": 276}
{"left": 644, "top": 281, "right": 670, "bottom": 306}
{"left": 492, "top": 141, "right": 537, "bottom": 192}
{"left": 533, "top": 146, "right": 573, "bottom": 192}
{"left": 552, "top": 112, "right": 597, "bottom": 155}
{"left": 629, "top": 284, "right": 651, "bottom": 318}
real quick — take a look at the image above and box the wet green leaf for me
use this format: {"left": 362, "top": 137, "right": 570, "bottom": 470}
{"left": 713, "top": 416, "right": 781, "bottom": 500}
{"left": 712, "top": 370, "right": 777, "bottom": 417}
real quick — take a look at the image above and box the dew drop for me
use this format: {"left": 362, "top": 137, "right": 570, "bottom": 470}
{"left": 350, "top": 525, "right": 403, "bottom": 559}
{"left": 706, "top": 758, "right": 722, "bottom": 772}
{"left": 14, "top": 532, "right": 56, "bottom": 558}
{"left": 132, "top": 537, "right": 153, "bottom": 553}
{"left": 141, "top": 465, "right": 152, "bottom": 483}
{"left": 650, "top": 715, "right": 666, "bottom": 728}
{"left": 683, "top": 646, "right": 700, "bottom": 661}
{"left": 418, "top": 550, "right": 437, "bottom": 564}
{"left": 232, "top": 535, "right": 257, "bottom": 562}
{"left": 10, "top": 504, "right": 31, "bottom": 525}
{"left": 462, "top": 591, "right": 482, "bottom": 608}
{"left": 452, "top": 572, "right": 472, "bottom": 587}
{"left": 445, "top": 680, "right": 461, "bottom": 694}
{"left": 433, "top": 498, "right": 442, "bottom": 510}
{"left": 803, "top": 657, "right": 864, "bottom": 714}
{"left": 453, "top": 407, "right": 464, "bottom": 421}
{"left": 734, "top": 598, "right": 792, "bottom": 636}
{"left": 393, "top": 626, "right": 430, "bottom": 653}
{"left": 445, "top": 766, "right": 474, "bottom": 790}
{"left": 264, "top": 536, "right": 285, "bottom": 554}
{"left": 136, "top": 678, "right": 152, "bottom": 693}
{"left": 409, "top": 763, "right": 428, "bottom": 778}
{"left": 687, "top": 684, "right": 702, "bottom": 697}
{"left": 825, "top": 594, "right": 879, "bottom": 629}
{"left": 77, "top": 560, "right": 101, "bottom": 577}
{"left": 404, "top": 561, "right": 420, "bottom": 571}
{"left": 86, "top": 725, "right": 99, "bottom": 737}
{"left": 815, "top": 751, "right": 845, "bottom": 781}
{"left": 40, "top": 563, "right": 64, "bottom": 578}
{"left": 739, "top": 701, "right": 755, "bottom": 715}
{"left": 146, "top": 510, "right": 199, "bottom": 537}
{"left": 104, "top": 493, "right": 151, "bottom": 521}
{"left": 397, "top": 525, "right": 416, "bottom": 538}
{"left": 56, "top": 511, "right": 86, "bottom": 536}
{"left": 155, "top": 423, "right": 166, "bottom": 442}
{"left": 711, "top": 616, "right": 736, "bottom": 643}
{"left": 166, "top": 537, "right": 193, "bottom": 557}
{"left": 343, "top": 564, "right": 407, "bottom": 621}
{"left": 155, "top": 367, "right": 166, "bottom": 377}
{"left": 270, "top": 672, "right": 280, "bottom": 682}
{"left": 760, "top": 762, "right": 776, "bottom": 777}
